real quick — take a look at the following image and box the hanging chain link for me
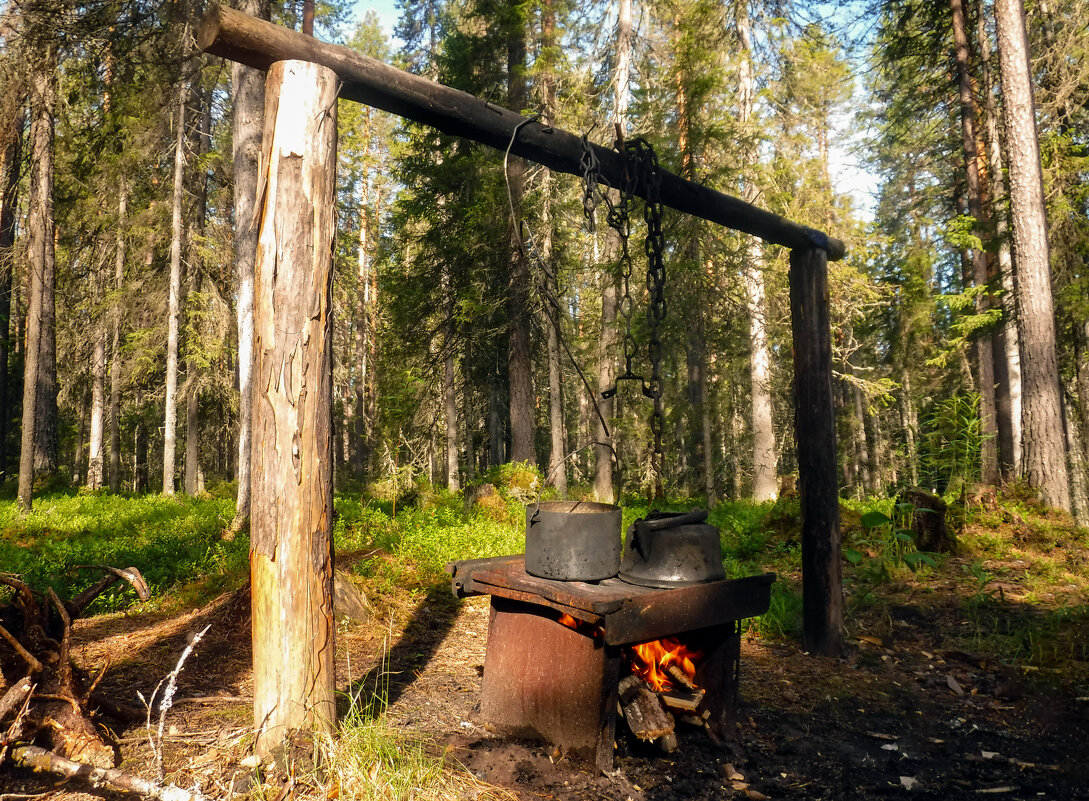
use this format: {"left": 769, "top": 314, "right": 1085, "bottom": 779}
{"left": 579, "top": 134, "right": 600, "bottom": 233}
{"left": 582, "top": 132, "right": 668, "bottom": 489}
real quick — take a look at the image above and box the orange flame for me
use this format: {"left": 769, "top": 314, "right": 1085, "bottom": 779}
{"left": 557, "top": 613, "right": 580, "bottom": 630}
{"left": 629, "top": 636, "right": 701, "bottom": 692}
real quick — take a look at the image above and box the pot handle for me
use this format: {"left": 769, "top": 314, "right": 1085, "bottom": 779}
{"left": 642, "top": 508, "right": 708, "bottom": 531}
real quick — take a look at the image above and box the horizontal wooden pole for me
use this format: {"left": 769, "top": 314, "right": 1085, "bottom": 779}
{"left": 198, "top": 3, "right": 846, "bottom": 260}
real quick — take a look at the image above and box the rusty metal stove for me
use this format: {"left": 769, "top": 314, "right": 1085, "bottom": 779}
{"left": 446, "top": 555, "right": 774, "bottom": 770}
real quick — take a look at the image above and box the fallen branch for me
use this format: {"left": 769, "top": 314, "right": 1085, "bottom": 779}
{"left": 0, "top": 624, "right": 42, "bottom": 674}
{"left": 0, "top": 676, "right": 34, "bottom": 722}
{"left": 11, "top": 745, "right": 209, "bottom": 801}
{"left": 70, "top": 566, "right": 151, "bottom": 616}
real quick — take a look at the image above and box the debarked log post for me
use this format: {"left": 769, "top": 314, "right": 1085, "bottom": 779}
{"left": 788, "top": 246, "right": 844, "bottom": 656}
{"left": 249, "top": 59, "right": 338, "bottom": 757}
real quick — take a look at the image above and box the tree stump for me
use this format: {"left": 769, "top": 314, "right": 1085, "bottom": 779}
{"left": 897, "top": 488, "right": 954, "bottom": 553}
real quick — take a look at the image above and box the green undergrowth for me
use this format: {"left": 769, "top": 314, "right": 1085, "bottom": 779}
{"left": 0, "top": 489, "right": 243, "bottom": 611}
{"left": 4, "top": 480, "right": 1086, "bottom": 682}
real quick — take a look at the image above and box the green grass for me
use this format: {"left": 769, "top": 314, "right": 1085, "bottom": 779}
{"left": 0, "top": 489, "right": 244, "bottom": 611}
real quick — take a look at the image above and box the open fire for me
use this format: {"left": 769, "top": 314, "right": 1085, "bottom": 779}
{"left": 628, "top": 636, "right": 702, "bottom": 692}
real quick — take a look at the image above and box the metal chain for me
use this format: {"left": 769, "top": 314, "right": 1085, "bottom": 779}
{"left": 579, "top": 131, "right": 668, "bottom": 494}
{"left": 579, "top": 134, "right": 599, "bottom": 233}
{"left": 630, "top": 139, "right": 667, "bottom": 491}
{"left": 600, "top": 135, "right": 641, "bottom": 401}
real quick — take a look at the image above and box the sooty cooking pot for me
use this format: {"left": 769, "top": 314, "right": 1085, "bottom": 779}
{"left": 618, "top": 508, "right": 726, "bottom": 588}
{"left": 525, "top": 500, "right": 622, "bottom": 581}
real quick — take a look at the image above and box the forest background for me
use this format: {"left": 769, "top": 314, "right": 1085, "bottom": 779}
{"left": 1, "top": 0, "right": 1088, "bottom": 527}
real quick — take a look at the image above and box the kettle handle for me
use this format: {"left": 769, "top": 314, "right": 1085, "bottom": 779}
{"left": 642, "top": 507, "right": 708, "bottom": 532}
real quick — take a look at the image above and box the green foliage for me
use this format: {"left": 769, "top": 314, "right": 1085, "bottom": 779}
{"left": 0, "top": 491, "right": 243, "bottom": 611}
{"left": 918, "top": 393, "right": 983, "bottom": 495}
{"left": 842, "top": 500, "right": 938, "bottom": 586}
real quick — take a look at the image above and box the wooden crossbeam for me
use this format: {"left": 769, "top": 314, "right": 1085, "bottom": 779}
{"left": 197, "top": 3, "right": 845, "bottom": 260}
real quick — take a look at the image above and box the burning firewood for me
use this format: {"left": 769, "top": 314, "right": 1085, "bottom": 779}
{"left": 659, "top": 687, "right": 706, "bottom": 713}
{"left": 618, "top": 674, "right": 677, "bottom": 752}
{"left": 667, "top": 664, "right": 697, "bottom": 691}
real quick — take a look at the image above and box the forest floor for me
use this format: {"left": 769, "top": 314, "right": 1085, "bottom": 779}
{"left": 2, "top": 489, "right": 1088, "bottom": 801}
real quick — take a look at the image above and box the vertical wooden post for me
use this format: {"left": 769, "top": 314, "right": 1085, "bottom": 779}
{"left": 788, "top": 246, "right": 844, "bottom": 656}
{"left": 250, "top": 58, "right": 338, "bottom": 756}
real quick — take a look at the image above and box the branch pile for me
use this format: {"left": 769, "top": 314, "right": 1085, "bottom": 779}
{"left": 0, "top": 566, "right": 149, "bottom": 768}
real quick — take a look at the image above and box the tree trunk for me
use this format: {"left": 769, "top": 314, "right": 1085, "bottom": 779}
{"left": 353, "top": 120, "right": 372, "bottom": 483}
{"left": 1065, "top": 395, "right": 1089, "bottom": 528}
{"left": 737, "top": 1, "right": 777, "bottom": 502}
{"left": 131, "top": 389, "right": 146, "bottom": 493}
{"left": 0, "top": 109, "right": 23, "bottom": 477}
{"left": 852, "top": 381, "right": 872, "bottom": 495}
{"left": 1079, "top": 322, "right": 1089, "bottom": 468}
{"left": 540, "top": 2, "right": 566, "bottom": 497}
{"left": 951, "top": 0, "right": 999, "bottom": 486}
{"left": 979, "top": 14, "right": 1021, "bottom": 480}
{"left": 162, "top": 76, "right": 187, "bottom": 497}
{"left": 789, "top": 247, "right": 843, "bottom": 657}
{"left": 993, "top": 0, "right": 1071, "bottom": 510}
{"left": 18, "top": 47, "right": 58, "bottom": 511}
{"left": 462, "top": 346, "right": 475, "bottom": 482}
{"left": 488, "top": 356, "right": 505, "bottom": 467}
{"left": 109, "top": 182, "right": 127, "bottom": 493}
{"left": 506, "top": 11, "right": 534, "bottom": 466}
{"left": 592, "top": 0, "right": 631, "bottom": 503}
{"left": 444, "top": 351, "right": 459, "bottom": 491}
{"left": 900, "top": 368, "right": 919, "bottom": 485}
{"left": 184, "top": 87, "right": 212, "bottom": 497}
{"left": 74, "top": 382, "right": 89, "bottom": 486}
{"left": 250, "top": 59, "right": 337, "bottom": 757}
{"left": 86, "top": 284, "right": 106, "bottom": 490}
{"left": 442, "top": 263, "right": 459, "bottom": 492}
{"left": 230, "top": 0, "right": 268, "bottom": 530}
{"left": 184, "top": 271, "right": 202, "bottom": 495}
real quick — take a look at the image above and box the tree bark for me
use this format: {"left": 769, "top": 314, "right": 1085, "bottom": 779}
{"left": 979, "top": 13, "right": 1021, "bottom": 480}
{"left": 737, "top": 0, "right": 777, "bottom": 502}
{"left": 0, "top": 109, "right": 23, "bottom": 477}
{"left": 789, "top": 247, "right": 843, "bottom": 657}
{"left": 109, "top": 182, "right": 127, "bottom": 493}
{"left": 18, "top": 47, "right": 58, "bottom": 511}
{"left": 352, "top": 107, "right": 374, "bottom": 483}
{"left": 162, "top": 75, "right": 188, "bottom": 496}
{"left": 250, "top": 59, "right": 337, "bottom": 756}
{"left": 592, "top": 0, "right": 631, "bottom": 504}
{"left": 951, "top": 0, "right": 999, "bottom": 486}
{"left": 86, "top": 281, "right": 106, "bottom": 490}
{"left": 230, "top": 0, "right": 268, "bottom": 530}
{"left": 993, "top": 0, "right": 1071, "bottom": 510}
{"left": 185, "top": 86, "right": 213, "bottom": 496}
{"left": 540, "top": 0, "right": 566, "bottom": 497}
{"left": 506, "top": 10, "right": 534, "bottom": 466}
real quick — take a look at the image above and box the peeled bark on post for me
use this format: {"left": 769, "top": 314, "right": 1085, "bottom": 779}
{"left": 249, "top": 59, "right": 337, "bottom": 757}
{"left": 163, "top": 77, "right": 187, "bottom": 497}
{"left": 993, "top": 0, "right": 1071, "bottom": 511}
{"left": 789, "top": 247, "right": 844, "bottom": 656}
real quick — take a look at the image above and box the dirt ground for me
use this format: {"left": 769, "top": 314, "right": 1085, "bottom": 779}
{"left": 3, "top": 566, "right": 1088, "bottom": 801}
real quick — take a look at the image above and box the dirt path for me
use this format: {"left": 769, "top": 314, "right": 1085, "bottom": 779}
{"left": 3, "top": 579, "right": 1088, "bottom": 801}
